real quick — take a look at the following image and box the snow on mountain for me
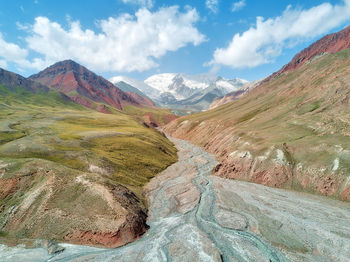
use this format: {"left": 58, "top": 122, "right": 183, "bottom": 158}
{"left": 145, "top": 73, "right": 248, "bottom": 101}
{"left": 216, "top": 78, "right": 249, "bottom": 93}
{"left": 144, "top": 73, "right": 178, "bottom": 93}
{"left": 110, "top": 73, "right": 248, "bottom": 112}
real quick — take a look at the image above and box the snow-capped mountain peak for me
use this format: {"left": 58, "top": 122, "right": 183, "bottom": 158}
{"left": 145, "top": 73, "right": 248, "bottom": 100}
{"left": 110, "top": 73, "right": 248, "bottom": 112}
{"left": 144, "top": 73, "right": 177, "bottom": 93}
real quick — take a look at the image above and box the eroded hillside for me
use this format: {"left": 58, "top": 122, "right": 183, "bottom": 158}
{"left": 165, "top": 48, "right": 350, "bottom": 201}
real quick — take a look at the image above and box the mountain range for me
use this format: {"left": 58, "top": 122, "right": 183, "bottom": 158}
{"left": 111, "top": 73, "right": 248, "bottom": 113}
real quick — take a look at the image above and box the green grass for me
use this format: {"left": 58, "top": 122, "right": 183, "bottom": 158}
{"left": 0, "top": 85, "right": 83, "bottom": 110}
{"left": 0, "top": 231, "right": 8, "bottom": 237}
{"left": 0, "top": 131, "right": 26, "bottom": 144}
{"left": 50, "top": 112, "right": 177, "bottom": 201}
{"left": 296, "top": 101, "right": 321, "bottom": 115}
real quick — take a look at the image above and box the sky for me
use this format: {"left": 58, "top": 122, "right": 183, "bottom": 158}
{"left": 1, "top": 0, "right": 350, "bottom": 81}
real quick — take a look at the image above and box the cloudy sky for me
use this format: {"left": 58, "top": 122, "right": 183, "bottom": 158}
{"left": 1, "top": 0, "right": 350, "bottom": 81}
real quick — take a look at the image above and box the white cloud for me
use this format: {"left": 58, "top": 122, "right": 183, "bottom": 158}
{"left": 121, "top": 0, "right": 154, "bottom": 9}
{"left": 0, "top": 34, "right": 44, "bottom": 70}
{"left": 0, "top": 60, "right": 7, "bottom": 69}
{"left": 0, "top": 33, "right": 29, "bottom": 67}
{"left": 206, "top": 0, "right": 219, "bottom": 14}
{"left": 16, "top": 22, "right": 30, "bottom": 31}
{"left": 231, "top": 0, "right": 245, "bottom": 12}
{"left": 0, "top": 6, "right": 205, "bottom": 73}
{"left": 212, "top": 0, "right": 350, "bottom": 69}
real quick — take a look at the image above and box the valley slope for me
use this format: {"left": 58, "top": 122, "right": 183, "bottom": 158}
{"left": 210, "top": 79, "right": 262, "bottom": 109}
{"left": 165, "top": 26, "right": 350, "bottom": 201}
{"left": 0, "top": 67, "right": 178, "bottom": 248}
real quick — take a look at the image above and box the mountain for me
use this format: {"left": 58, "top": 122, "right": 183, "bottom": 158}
{"left": 145, "top": 73, "right": 207, "bottom": 100}
{"left": 143, "top": 73, "right": 248, "bottom": 112}
{"left": 173, "top": 84, "right": 236, "bottom": 111}
{"left": 0, "top": 67, "right": 177, "bottom": 247}
{"left": 145, "top": 73, "right": 248, "bottom": 99}
{"left": 111, "top": 80, "right": 148, "bottom": 98}
{"left": 0, "top": 68, "right": 49, "bottom": 93}
{"left": 0, "top": 67, "right": 80, "bottom": 110}
{"left": 165, "top": 25, "right": 350, "bottom": 202}
{"left": 29, "top": 60, "right": 152, "bottom": 113}
{"left": 29, "top": 60, "right": 176, "bottom": 126}
{"left": 108, "top": 73, "right": 248, "bottom": 113}
{"left": 109, "top": 80, "right": 155, "bottom": 108}
{"left": 110, "top": 76, "right": 159, "bottom": 100}
{"left": 210, "top": 79, "right": 263, "bottom": 109}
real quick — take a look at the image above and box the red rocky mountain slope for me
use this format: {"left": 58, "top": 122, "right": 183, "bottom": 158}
{"left": 30, "top": 60, "right": 152, "bottom": 113}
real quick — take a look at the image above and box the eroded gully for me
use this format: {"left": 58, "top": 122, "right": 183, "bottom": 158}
{"left": 1, "top": 138, "right": 350, "bottom": 261}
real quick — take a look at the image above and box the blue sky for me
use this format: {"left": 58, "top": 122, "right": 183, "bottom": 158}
{"left": 0, "top": 0, "right": 350, "bottom": 81}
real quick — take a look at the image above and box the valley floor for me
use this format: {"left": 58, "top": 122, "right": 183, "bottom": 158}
{"left": 1, "top": 138, "right": 350, "bottom": 261}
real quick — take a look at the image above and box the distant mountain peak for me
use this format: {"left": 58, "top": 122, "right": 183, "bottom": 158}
{"left": 109, "top": 76, "right": 160, "bottom": 100}
{"left": 112, "top": 80, "right": 155, "bottom": 107}
{"left": 142, "top": 73, "right": 248, "bottom": 112}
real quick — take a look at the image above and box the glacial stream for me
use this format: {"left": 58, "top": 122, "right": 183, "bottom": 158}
{"left": 1, "top": 138, "right": 350, "bottom": 261}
